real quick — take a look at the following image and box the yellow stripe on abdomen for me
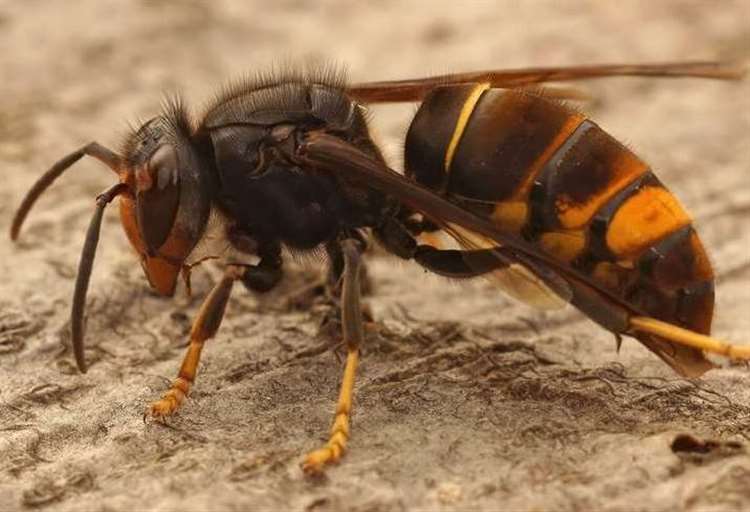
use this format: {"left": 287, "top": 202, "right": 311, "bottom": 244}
{"left": 444, "top": 82, "right": 490, "bottom": 174}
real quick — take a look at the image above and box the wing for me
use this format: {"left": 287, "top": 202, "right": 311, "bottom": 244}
{"left": 348, "top": 61, "right": 745, "bottom": 103}
{"left": 406, "top": 222, "right": 569, "bottom": 309}
{"left": 441, "top": 222, "right": 570, "bottom": 310}
{"left": 295, "top": 131, "right": 627, "bottom": 315}
{"left": 289, "top": 132, "right": 750, "bottom": 377}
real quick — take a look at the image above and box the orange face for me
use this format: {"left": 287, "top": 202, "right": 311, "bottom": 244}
{"left": 119, "top": 192, "right": 191, "bottom": 296}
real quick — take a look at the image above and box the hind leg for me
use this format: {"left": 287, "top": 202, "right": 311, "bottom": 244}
{"left": 375, "top": 216, "right": 506, "bottom": 277}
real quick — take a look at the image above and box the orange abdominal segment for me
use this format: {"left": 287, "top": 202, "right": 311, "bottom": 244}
{"left": 490, "top": 201, "right": 528, "bottom": 234}
{"left": 556, "top": 151, "right": 649, "bottom": 230}
{"left": 606, "top": 186, "right": 692, "bottom": 259}
{"left": 538, "top": 230, "right": 587, "bottom": 263}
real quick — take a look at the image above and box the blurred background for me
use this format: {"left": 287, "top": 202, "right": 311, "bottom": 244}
{"left": 1, "top": 1, "right": 748, "bottom": 511}
{"left": 1, "top": 0, "right": 747, "bottom": 170}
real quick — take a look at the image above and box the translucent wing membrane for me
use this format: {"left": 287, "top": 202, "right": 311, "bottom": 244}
{"left": 442, "top": 222, "right": 571, "bottom": 310}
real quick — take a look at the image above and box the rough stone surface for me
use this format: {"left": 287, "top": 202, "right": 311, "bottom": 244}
{"left": 1, "top": 1, "right": 749, "bottom": 511}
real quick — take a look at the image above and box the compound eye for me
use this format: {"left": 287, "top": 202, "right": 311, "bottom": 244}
{"left": 135, "top": 144, "right": 181, "bottom": 255}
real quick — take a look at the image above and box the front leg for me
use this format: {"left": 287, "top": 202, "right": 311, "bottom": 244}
{"left": 302, "top": 238, "right": 366, "bottom": 474}
{"left": 147, "top": 265, "right": 244, "bottom": 419}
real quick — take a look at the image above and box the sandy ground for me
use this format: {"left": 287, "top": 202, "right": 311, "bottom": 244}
{"left": 1, "top": 1, "right": 749, "bottom": 510}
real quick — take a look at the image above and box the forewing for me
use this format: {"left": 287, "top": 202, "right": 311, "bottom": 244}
{"left": 348, "top": 61, "right": 744, "bottom": 103}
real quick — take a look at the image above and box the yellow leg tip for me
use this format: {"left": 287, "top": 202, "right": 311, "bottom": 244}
{"left": 301, "top": 447, "right": 338, "bottom": 475}
{"left": 146, "top": 386, "right": 187, "bottom": 420}
{"left": 147, "top": 398, "right": 176, "bottom": 419}
{"left": 301, "top": 345, "right": 359, "bottom": 474}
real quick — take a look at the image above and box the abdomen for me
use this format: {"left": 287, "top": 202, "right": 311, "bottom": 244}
{"left": 404, "top": 84, "right": 715, "bottom": 343}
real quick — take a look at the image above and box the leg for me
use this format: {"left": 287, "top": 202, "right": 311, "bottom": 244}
{"left": 324, "top": 229, "right": 371, "bottom": 296}
{"left": 322, "top": 233, "right": 373, "bottom": 307}
{"left": 240, "top": 241, "right": 283, "bottom": 293}
{"left": 284, "top": 230, "right": 371, "bottom": 309}
{"left": 147, "top": 265, "right": 243, "bottom": 419}
{"left": 225, "top": 231, "right": 284, "bottom": 293}
{"left": 375, "top": 216, "right": 505, "bottom": 278}
{"left": 280, "top": 243, "right": 343, "bottom": 310}
{"left": 302, "top": 238, "right": 366, "bottom": 474}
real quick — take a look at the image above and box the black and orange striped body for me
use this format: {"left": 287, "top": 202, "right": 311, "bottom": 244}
{"left": 404, "top": 85, "right": 715, "bottom": 374}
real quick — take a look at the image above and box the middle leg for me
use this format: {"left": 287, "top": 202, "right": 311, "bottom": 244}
{"left": 284, "top": 230, "right": 372, "bottom": 313}
{"left": 302, "top": 238, "right": 366, "bottom": 474}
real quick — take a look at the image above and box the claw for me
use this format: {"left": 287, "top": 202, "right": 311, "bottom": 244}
{"left": 143, "top": 383, "right": 188, "bottom": 425}
{"left": 301, "top": 447, "right": 336, "bottom": 475}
